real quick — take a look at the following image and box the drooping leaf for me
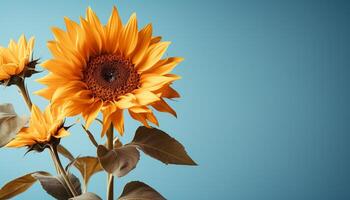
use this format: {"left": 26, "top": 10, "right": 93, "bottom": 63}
{"left": 57, "top": 144, "right": 75, "bottom": 161}
{"left": 69, "top": 192, "right": 102, "bottom": 200}
{"left": 0, "top": 171, "right": 50, "bottom": 199}
{"left": 32, "top": 173, "right": 82, "bottom": 200}
{"left": 81, "top": 125, "right": 99, "bottom": 148}
{"left": 74, "top": 156, "right": 103, "bottom": 190}
{"left": 119, "top": 181, "right": 166, "bottom": 200}
{"left": 0, "top": 103, "right": 28, "bottom": 147}
{"left": 97, "top": 145, "right": 140, "bottom": 177}
{"left": 128, "top": 126, "right": 197, "bottom": 165}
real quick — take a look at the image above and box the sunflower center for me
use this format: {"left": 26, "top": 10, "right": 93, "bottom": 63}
{"left": 83, "top": 54, "right": 140, "bottom": 101}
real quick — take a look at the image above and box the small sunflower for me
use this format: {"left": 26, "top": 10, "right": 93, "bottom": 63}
{"left": 0, "top": 35, "right": 38, "bottom": 86}
{"left": 36, "top": 6, "right": 182, "bottom": 136}
{"left": 6, "top": 104, "right": 69, "bottom": 148}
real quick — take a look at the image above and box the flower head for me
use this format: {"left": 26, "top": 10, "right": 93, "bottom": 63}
{"left": 0, "top": 35, "right": 38, "bottom": 86}
{"left": 6, "top": 104, "right": 69, "bottom": 148}
{"left": 36, "top": 6, "right": 182, "bottom": 136}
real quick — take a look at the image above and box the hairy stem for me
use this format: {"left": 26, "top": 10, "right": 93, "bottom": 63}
{"left": 106, "top": 124, "right": 114, "bottom": 200}
{"left": 49, "top": 145, "right": 78, "bottom": 197}
{"left": 16, "top": 78, "right": 32, "bottom": 110}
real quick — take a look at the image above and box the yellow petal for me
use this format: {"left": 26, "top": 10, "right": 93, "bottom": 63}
{"left": 105, "top": 6, "right": 122, "bottom": 53}
{"left": 140, "top": 74, "right": 180, "bottom": 91}
{"left": 154, "top": 84, "right": 180, "bottom": 99}
{"left": 145, "top": 111, "right": 159, "bottom": 126}
{"left": 115, "top": 93, "right": 137, "bottom": 109}
{"left": 134, "top": 90, "right": 160, "bottom": 105}
{"left": 150, "top": 36, "right": 162, "bottom": 45}
{"left": 147, "top": 57, "right": 183, "bottom": 75}
{"left": 119, "top": 13, "right": 138, "bottom": 57}
{"left": 55, "top": 128, "right": 70, "bottom": 138}
{"left": 111, "top": 109, "right": 124, "bottom": 135}
{"left": 84, "top": 100, "right": 103, "bottom": 129}
{"left": 136, "top": 41, "right": 170, "bottom": 72}
{"left": 152, "top": 98, "right": 177, "bottom": 117}
{"left": 132, "top": 24, "right": 152, "bottom": 65}
{"left": 128, "top": 110, "right": 149, "bottom": 127}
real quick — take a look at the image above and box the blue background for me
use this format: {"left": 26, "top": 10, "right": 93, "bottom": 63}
{"left": 1, "top": 0, "right": 350, "bottom": 199}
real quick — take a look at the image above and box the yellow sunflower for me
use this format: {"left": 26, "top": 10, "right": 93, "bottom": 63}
{"left": 36, "top": 6, "right": 182, "bottom": 136}
{"left": 6, "top": 104, "right": 69, "bottom": 148}
{"left": 0, "top": 35, "right": 36, "bottom": 84}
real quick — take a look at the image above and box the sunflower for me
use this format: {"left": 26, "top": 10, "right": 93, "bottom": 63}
{"left": 6, "top": 104, "right": 69, "bottom": 148}
{"left": 0, "top": 35, "right": 37, "bottom": 85}
{"left": 35, "top": 6, "right": 182, "bottom": 136}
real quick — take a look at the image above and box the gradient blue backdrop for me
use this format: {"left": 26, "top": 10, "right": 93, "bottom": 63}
{"left": 1, "top": 0, "right": 350, "bottom": 199}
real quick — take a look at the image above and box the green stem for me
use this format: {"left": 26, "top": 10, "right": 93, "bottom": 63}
{"left": 106, "top": 124, "right": 114, "bottom": 200}
{"left": 16, "top": 78, "right": 32, "bottom": 110}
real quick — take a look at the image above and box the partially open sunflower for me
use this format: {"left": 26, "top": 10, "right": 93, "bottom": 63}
{"left": 36, "top": 6, "right": 182, "bottom": 136}
{"left": 0, "top": 35, "right": 36, "bottom": 85}
{"left": 6, "top": 104, "right": 69, "bottom": 148}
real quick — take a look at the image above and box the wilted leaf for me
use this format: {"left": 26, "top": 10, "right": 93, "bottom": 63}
{"left": 57, "top": 144, "right": 75, "bottom": 161}
{"left": 81, "top": 125, "right": 99, "bottom": 148}
{"left": 69, "top": 192, "right": 102, "bottom": 200}
{"left": 74, "top": 157, "right": 103, "bottom": 190}
{"left": 119, "top": 181, "right": 166, "bottom": 200}
{"left": 128, "top": 126, "right": 197, "bottom": 165}
{"left": 57, "top": 145, "right": 102, "bottom": 191}
{"left": 0, "top": 103, "right": 28, "bottom": 147}
{"left": 32, "top": 173, "right": 82, "bottom": 200}
{"left": 97, "top": 145, "right": 140, "bottom": 177}
{"left": 0, "top": 171, "right": 50, "bottom": 199}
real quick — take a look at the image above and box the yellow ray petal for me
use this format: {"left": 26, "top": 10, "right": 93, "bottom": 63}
{"left": 105, "top": 6, "right": 122, "bottom": 53}
{"left": 132, "top": 24, "right": 152, "bottom": 65}
{"left": 136, "top": 41, "right": 171, "bottom": 72}
{"left": 128, "top": 110, "right": 150, "bottom": 127}
{"left": 147, "top": 57, "right": 184, "bottom": 75}
{"left": 134, "top": 90, "right": 160, "bottom": 105}
{"left": 152, "top": 98, "right": 177, "bottom": 117}
{"left": 111, "top": 109, "right": 124, "bottom": 135}
{"left": 84, "top": 100, "right": 103, "bottom": 129}
{"left": 119, "top": 13, "right": 138, "bottom": 57}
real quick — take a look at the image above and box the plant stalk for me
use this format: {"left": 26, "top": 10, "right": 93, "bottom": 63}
{"left": 106, "top": 124, "right": 114, "bottom": 200}
{"left": 16, "top": 78, "right": 32, "bottom": 110}
{"left": 48, "top": 149, "right": 60, "bottom": 174}
{"left": 49, "top": 144, "right": 78, "bottom": 197}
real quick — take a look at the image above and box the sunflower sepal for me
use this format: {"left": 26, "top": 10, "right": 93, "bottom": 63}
{"left": 25, "top": 137, "right": 61, "bottom": 154}
{"left": 21, "top": 59, "right": 41, "bottom": 79}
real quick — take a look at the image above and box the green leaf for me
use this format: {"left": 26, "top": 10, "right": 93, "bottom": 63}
{"left": 97, "top": 145, "right": 140, "bottom": 177}
{"left": 32, "top": 173, "right": 82, "bottom": 199}
{"left": 128, "top": 126, "right": 197, "bottom": 165}
{"left": 0, "top": 103, "right": 28, "bottom": 147}
{"left": 119, "top": 181, "right": 166, "bottom": 200}
{"left": 0, "top": 171, "right": 50, "bottom": 199}
{"left": 69, "top": 192, "right": 102, "bottom": 200}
